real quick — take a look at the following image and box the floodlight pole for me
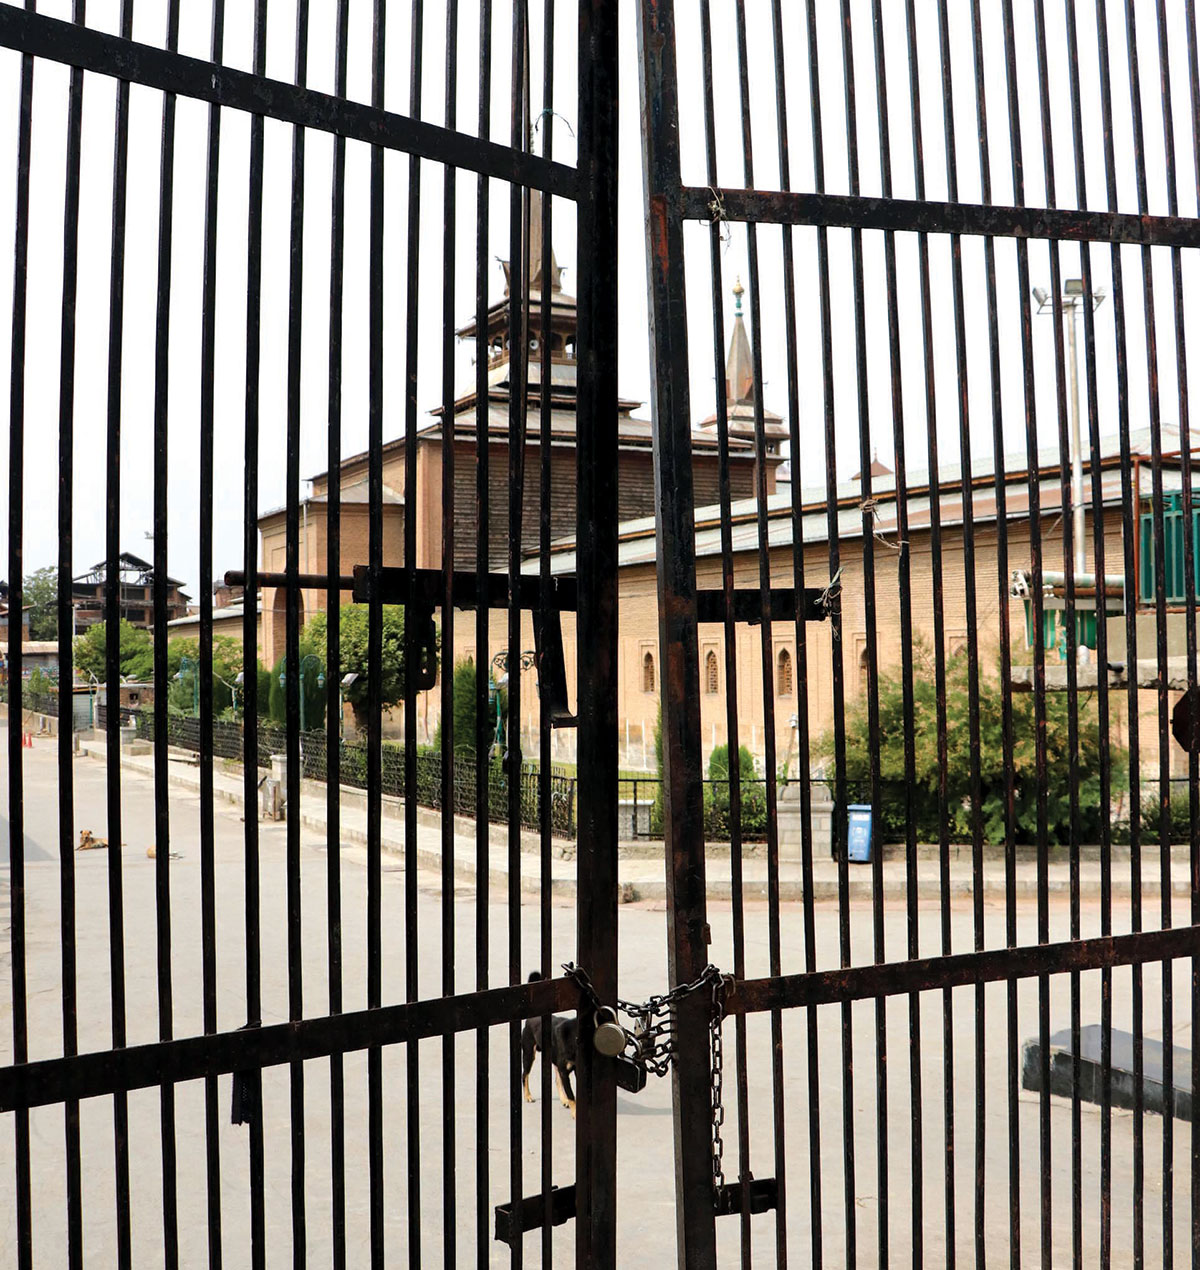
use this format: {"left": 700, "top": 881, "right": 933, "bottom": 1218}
{"left": 1034, "top": 279, "right": 1106, "bottom": 665}
{"left": 1065, "top": 297, "right": 1085, "bottom": 581}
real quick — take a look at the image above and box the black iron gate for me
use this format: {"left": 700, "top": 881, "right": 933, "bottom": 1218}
{"left": 0, "top": 2, "right": 618, "bottom": 1266}
{"left": 6, "top": 0, "right": 1200, "bottom": 1266}
{"left": 638, "top": 0, "right": 1200, "bottom": 1266}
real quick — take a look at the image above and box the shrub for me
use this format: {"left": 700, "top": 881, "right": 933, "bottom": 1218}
{"left": 814, "top": 641, "right": 1127, "bottom": 845}
{"left": 705, "top": 743, "right": 767, "bottom": 841}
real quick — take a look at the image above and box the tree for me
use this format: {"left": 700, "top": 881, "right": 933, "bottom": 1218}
{"left": 305, "top": 605, "right": 432, "bottom": 731}
{"left": 26, "top": 666, "right": 54, "bottom": 709}
{"left": 813, "top": 641, "right": 1127, "bottom": 845}
{"left": 23, "top": 566, "right": 58, "bottom": 641}
{"left": 73, "top": 619, "right": 154, "bottom": 683}
{"left": 434, "top": 657, "right": 479, "bottom": 755}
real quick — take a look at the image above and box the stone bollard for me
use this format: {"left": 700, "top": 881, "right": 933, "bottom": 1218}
{"left": 261, "top": 753, "right": 287, "bottom": 821}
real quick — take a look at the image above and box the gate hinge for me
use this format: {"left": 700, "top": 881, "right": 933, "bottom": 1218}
{"left": 494, "top": 1183, "right": 576, "bottom": 1246}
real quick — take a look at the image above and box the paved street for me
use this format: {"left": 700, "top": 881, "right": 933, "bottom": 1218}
{"left": 0, "top": 739, "right": 1196, "bottom": 1266}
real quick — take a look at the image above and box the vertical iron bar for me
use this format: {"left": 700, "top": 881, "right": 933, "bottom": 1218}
{"left": 1060, "top": 5, "right": 1115, "bottom": 1270}
{"left": 866, "top": 9, "right": 924, "bottom": 1264}
{"left": 151, "top": 6, "right": 183, "bottom": 1264}
{"left": 103, "top": 2, "right": 135, "bottom": 1262}
{"left": 1094, "top": 2, "right": 1143, "bottom": 1261}
{"left": 197, "top": 2, "right": 226, "bottom": 1263}
{"left": 1062, "top": 1, "right": 1116, "bottom": 1263}
{"left": 1122, "top": 3, "right": 1167, "bottom": 1262}
{"left": 769, "top": 1, "right": 824, "bottom": 1259}
{"left": 930, "top": 2, "right": 984, "bottom": 1261}
{"left": 367, "top": 0, "right": 387, "bottom": 1262}
{"left": 636, "top": 1, "right": 718, "bottom": 1263}
{"left": 697, "top": 2, "right": 753, "bottom": 1259}
{"left": 575, "top": 4, "right": 620, "bottom": 1264}
{"left": 800, "top": 0, "right": 856, "bottom": 1257}
{"left": 325, "top": 2, "right": 351, "bottom": 1264}
{"left": 473, "top": 4, "right": 493, "bottom": 1261}
{"left": 999, "top": 5, "right": 1055, "bottom": 1266}
{"left": 440, "top": 3, "right": 459, "bottom": 1265}
{"left": 1181, "top": 5, "right": 1200, "bottom": 1260}
{"left": 283, "top": 3, "right": 310, "bottom": 1262}
{"left": 1151, "top": 0, "right": 1189, "bottom": 1260}
{"left": 534, "top": 6, "right": 554, "bottom": 1267}
{"left": 732, "top": 3, "right": 790, "bottom": 1260}
{"left": 5, "top": 14, "right": 34, "bottom": 1266}
{"left": 1028, "top": 2, "right": 1083, "bottom": 1266}
{"left": 401, "top": 2, "right": 424, "bottom": 1263}
{"left": 56, "top": 5, "right": 87, "bottom": 1261}
{"left": 506, "top": 9, "right": 529, "bottom": 1265}
{"left": 967, "top": 2, "right": 1020, "bottom": 1262}
{"left": 834, "top": 5, "right": 889, "bottom": 1262}
{"left": 241, "top": 2, "right": 269, "bottom": 1261}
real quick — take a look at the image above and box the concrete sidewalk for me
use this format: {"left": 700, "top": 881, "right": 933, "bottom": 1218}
{"left": 78, "top": 737, "right": 1197, "bottom": 906}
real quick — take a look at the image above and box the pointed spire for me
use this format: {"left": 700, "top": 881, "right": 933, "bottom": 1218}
{"left": 725, "top": 276, "right": 755, "bottom": 405}
{"left": 502, "top": 190, "right": 565, "bottom": 297}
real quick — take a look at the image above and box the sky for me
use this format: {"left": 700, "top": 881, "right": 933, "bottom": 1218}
{"left": 0, "top": 0, "right": 1198, "bottom": 601}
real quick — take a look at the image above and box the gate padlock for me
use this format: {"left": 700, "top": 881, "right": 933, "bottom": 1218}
{"left": 592, "top": 1007, "right": 627, "bottom": 1058}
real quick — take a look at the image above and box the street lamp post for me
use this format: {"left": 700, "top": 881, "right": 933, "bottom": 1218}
{"left": 279, "top": 653, "right": 325, "bottom": 732}
{"left": 489, "top": 650, "right": 537, "bottom": 762}
{"left": 338, "top": 672, "right": 358, "bottom": 739}
{"left": 80, "top": 667, "right": 101, "bottom": 730}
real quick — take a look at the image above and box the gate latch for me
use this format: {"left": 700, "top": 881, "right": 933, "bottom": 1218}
{"left": 494, "top": 1184, "right": 576, "bottom": 1246}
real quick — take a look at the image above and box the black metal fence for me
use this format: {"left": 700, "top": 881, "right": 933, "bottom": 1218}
{"left": 134, "top": 710, "right": 578, "bottom": 839}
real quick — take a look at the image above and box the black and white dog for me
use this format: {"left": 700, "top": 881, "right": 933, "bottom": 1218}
{"left": 521, "top": 971, "right": 579, "bottom": 1118}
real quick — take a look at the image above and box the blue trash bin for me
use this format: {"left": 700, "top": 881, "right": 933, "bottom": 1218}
{"left": 846, "top": 804, "right": 873, "bottom": 863}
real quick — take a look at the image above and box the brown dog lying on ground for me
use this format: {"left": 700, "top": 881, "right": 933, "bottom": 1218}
{"left": 77, "top": 830, "right": 108, "bottom": 850}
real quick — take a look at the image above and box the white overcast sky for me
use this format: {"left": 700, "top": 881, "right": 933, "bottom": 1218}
{"left": 0, "top": 0, "right": 1197, "bottom": 599}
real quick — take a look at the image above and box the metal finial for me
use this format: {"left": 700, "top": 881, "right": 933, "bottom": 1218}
{"left": 732, "top": 275, "right": 744, "bottom": 314}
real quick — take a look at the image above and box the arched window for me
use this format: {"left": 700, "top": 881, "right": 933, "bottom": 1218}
{"left": 642, "top": 650, "right": 656, "bottom": 694}
{"left": 859, "top": 645, "right": 870, "bottom": 696}
{"left": 705, "top": 650, "right": 719, "bottom": 694}
{"left": 777, "top": 648, "right": 793, "bottom": 696}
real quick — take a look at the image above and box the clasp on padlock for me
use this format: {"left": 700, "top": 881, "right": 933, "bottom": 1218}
{"left": 592, "top": 1006, "right": 628, "bottom": 1058}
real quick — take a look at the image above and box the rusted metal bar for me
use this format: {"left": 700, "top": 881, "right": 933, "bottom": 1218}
{"left": 680, "top": 184, "right": 1200, "bottom": 248}
{"left": 725, "top": 927, "right": 1200, "bottom": 1016}
{"left": 636, "top": 0, "right": 718, "bottom": 1263}
{"left": 0, "top": 5, "right": 577, "bottom": 200}
{"left": 0, "top": 978, "right": 579, "bottom": 1115}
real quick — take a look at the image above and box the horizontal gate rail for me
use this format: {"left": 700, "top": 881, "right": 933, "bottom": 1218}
{"left": 726, "top": 925, "right": 1200, "bottom": 1015}
{"left": 681, "top": 185, "right": 1200, "bottom": 250}
{"left": 0, "top": 4, "right": 577, "bottom": 198}
{"left": 0, "top": 976, "right": 579, "bottom": 1115}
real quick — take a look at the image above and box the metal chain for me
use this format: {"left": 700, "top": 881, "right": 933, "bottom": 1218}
{"left": 562, "top": 961, "right": 733, "bottom": 1209}
{"left": 709, "top": 970, "right": 727, "bottom": 1200}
